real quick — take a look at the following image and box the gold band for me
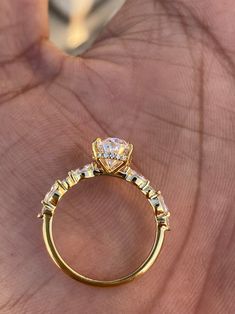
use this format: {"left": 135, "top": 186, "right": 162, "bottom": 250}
{"left": 38, "top": 138, "right": 170, "bottom": 286}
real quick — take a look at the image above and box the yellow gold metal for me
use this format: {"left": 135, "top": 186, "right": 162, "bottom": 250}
{"left": 38, "top": 138, "right": 170, "bottom": 287}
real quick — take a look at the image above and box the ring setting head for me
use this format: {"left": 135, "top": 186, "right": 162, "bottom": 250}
{"left": 92, "top": 137, "right": 133, "bottom": 173}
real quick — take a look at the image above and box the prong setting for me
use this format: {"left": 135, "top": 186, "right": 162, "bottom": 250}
{"left": 92, "top": 137, "right": 133, "bottom": 174}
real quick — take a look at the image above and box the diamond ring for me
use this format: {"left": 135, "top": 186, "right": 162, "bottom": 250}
{"left": 38, "top": 137, "right": 170, "bottom": 286}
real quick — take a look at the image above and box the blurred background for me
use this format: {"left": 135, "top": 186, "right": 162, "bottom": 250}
{"left": 49, "top": 0, "right": 126, "bottom": 55}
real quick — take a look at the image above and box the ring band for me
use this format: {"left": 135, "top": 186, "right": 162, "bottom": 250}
{"left": 38, "top": 137, "right": 170, "bottom": 286}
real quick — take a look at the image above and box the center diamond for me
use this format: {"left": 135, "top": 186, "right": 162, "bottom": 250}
{"left": 92, "top": 137, "right": 132, "bottom": 173}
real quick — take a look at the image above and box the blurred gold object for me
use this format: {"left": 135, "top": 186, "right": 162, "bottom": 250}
{"left": 67, "top": 0, "right": 93, "bottom": 49}
{"left": 49, "top": 0, "right": 126, "bottom": 55}
{"left": 38, "top": 137, "right": 170, "bottom": 287}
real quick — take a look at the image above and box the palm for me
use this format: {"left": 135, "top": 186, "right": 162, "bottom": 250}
{"left": 1, "top": 1, "right": 234, "bottom": 313}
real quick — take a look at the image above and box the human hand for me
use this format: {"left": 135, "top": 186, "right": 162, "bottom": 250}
{"left": 0, "top": 1, "right": 234, "bottom": 313}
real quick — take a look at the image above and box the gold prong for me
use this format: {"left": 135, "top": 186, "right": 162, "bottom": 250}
{"left": 147, "top": 189, "right": 157, "bottom": 199}
{"left": 67, "top": 170, "right": 80, "bottom": 186}
{"left": 92, "top": 142, "right": 97, "bottom": 158}
{"left": 41, "top": 200, "right": 55, "bottom": 210}
{"left": 97, "top": 158, "right": 112, "bottom": 174}
{"left": 141, "top": 180, "right": 151, "bottom": 192}
{"left": 92, "top": 138, "right": 101, "bottom": 159}
{"left": 126, "top": 144, "right": 133, "bottom": 164}
{"left": 92, "top": 137, "right": 102, "bottom": 144}
{"left": 56, "top": 179, "right": 69, "bottom": 191}
{"left": 128, "top": 143, "right": 133, "bottom": 155}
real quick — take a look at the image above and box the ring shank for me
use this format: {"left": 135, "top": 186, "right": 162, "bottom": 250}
{"left": 43, "top": 214, "right": 165, "bottom": 287}
{"left": 41, "top": 166, "right": 168, "bottom": 287}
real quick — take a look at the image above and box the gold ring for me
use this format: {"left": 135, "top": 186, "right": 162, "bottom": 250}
{"left": 38, "top": 137, "right": 170, "bottom": 287}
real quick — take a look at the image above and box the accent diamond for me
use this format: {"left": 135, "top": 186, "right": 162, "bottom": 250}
{"left": 158, "top": 195, "right": 169, "bottom": 214}
{"left": 44, "top": 184, "right": 58, "bottom": 203}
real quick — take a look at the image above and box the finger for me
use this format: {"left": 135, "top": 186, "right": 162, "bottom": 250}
{"left": 0, "top": 0, "right": 48, "bottom": 61}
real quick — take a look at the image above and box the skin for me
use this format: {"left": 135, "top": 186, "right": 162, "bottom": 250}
{"left": 0, "top": 0, "right": 235, "bottom": 313}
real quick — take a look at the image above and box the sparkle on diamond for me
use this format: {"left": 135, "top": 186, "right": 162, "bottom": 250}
{"left": 98, "top": 138, "right": 129, "bottom": 156}
{"left": 97, "top": 137, "right": 130, "bottom": 171}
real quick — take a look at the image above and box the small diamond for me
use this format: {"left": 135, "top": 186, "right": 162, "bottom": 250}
{"left": 44, "top": 183, "right": 58, "bottom": 202}
{"left": 81, "top": 164, "right": 94, "bottom": 172}
{"left": 158, "top": 195, "right": 169, "bottom": 213}
{"left": 131, "top": 170, "right": 146, "bottom": 181}
{"left": 139, "top": 174, "right": 146, "bottom": 181}
{"left": 74, "top": 168, "right": 81, "bottom": 175}
{"left": 79, "top": 163, "right": 96, "bottom": 178}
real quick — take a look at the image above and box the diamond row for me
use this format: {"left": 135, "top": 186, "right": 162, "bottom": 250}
{"left": 97, "top": 152, "right": 127, "bottom": 161}
{"left": 40, "top": 165, "right": 169, "bottom": 230}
